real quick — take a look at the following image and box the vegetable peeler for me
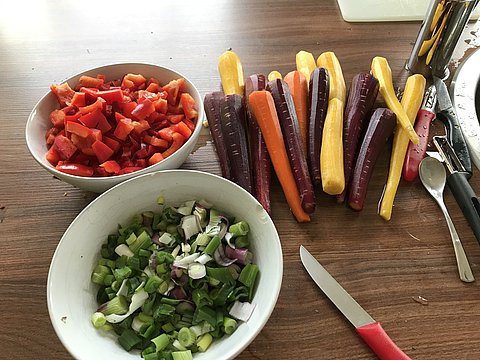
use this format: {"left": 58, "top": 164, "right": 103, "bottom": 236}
{"left": 430, "top": 135, "right": 480, "bottom": 244}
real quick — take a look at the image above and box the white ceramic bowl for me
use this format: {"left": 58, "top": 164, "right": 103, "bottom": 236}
{"left": 47, "top": 170, "right": 283, "bottom": 360}
{"left": 26, "top": 63, "right": 204, "bottom": 193}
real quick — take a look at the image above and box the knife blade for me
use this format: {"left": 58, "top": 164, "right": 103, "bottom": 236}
{"left": 403, "top": 84, "right": 437, "bottom": 182}
{"left": 300, "top": 246, "right": 411, "bottom": 360}
{"left": 433, "top": 76, "right": 472, "bottom": 175}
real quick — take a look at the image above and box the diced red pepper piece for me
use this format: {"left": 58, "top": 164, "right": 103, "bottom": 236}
{"left": 115, "top": 111, "right": 127, "bottom": 123}
{"left": 131, "top": 98, "right": 155, "bottom": 120}
{"left": 70, "top": 133, "right": 95, "bottom": 156}
{"left": 45, "top": 127, "right": 60, "bottom": 145}
{"left": 147, "top": 77, "right": 160, "bottom": 85}
{"left": 52, "top": 135, "right": 77, "bottom": 160}
{"left": 162, "top": 79, "right": 180, "bottom": 105}
{"left": 138, "top": 90, "right": 162, "bottom": 102}
{"left": 132, "top": 120, "right": 151, "bottom": 136}
{"left": 177, "top": 78, "right": 187, "bottom": 93}
{"left": 158, "top": 126, "right": 175, "bottom": 141}
{"left": 46, "top": 147, "right": 61, "bottom": 165}
{"left": 102, "top": 136, "right": 121, "bottom": 153}
{"left": 118, "top": 166, "right": 144, "bottom": 175}
{"left": 70, "top": 151, "right": 95, "bottom": 165}
{"left": 166, "top": 114, "right": 185, "bottom": 124}
{"left": 114, "top": 118, "right": 134, "bottom": 141}
{"left": 100, "top": 160, "right": 121, "bottom": 174}
{"left": 79, "top": 97, "right": 106, "bottom": 115}
{"left": 66, "top": 121, "right": 93, "bottom": 138}
{"left": 56, "top": 163, "right": 94, "bottom": 177}
{"left": 95, "top": 88, "right": 124, "bottom": 104}
{"left": 92, "top": 140, "right": 114, "bottom": 163}
{"left": 148, "top": 152, "right": 164, "bottom": 165}
{"left": 153, "top": 98, "right": 168, "bottom": 114}
{"left": 90, "top": 128, "right": 102, "bottom": 142}
{"left": 96, "top": 114, "right": 113, "bottom": 134}
{"left": 50, "top": 82, "right": 75, "bottom": 107}
{"left": 121, "top": 73, "right": 146, "bottom": 89}
{"left": 71, "top": 92, "right": 86, "bottom": 107}
{"left": 162, "top": 132, "right": 185, "bottom": 158}
{"left": 174, "top": 121, "right": 192, "bottom": 139}
{"left": 183, "top": 118, "right": 196, "bottom": 132}
{"left": 78, "top": 76, "right": 104, "bottom": 89}
{"left": 180, "top": 93, "right": 198, "bottom": 119}
{"left": 50, "top": 109, "right": 65, "bottom": 129}
{"left": 64, "top": 111, "right": 82, "bottom": 125}
{"left": 119, "top": 101, "right": 137, "bottom": 118}
{"left": 144, "top": 134, "right": 169, "bottom": 149}
{"left": 79, "top": 108, "right": 106, "bottom": 129}
{"left": 145, "top": 82, "right": 163, "bottom": 93}
{"left": 167, "top": 103, "right": 183, "bottom": 115}
{"left": 134, "top": 159, "right": 147, "bottom": 168}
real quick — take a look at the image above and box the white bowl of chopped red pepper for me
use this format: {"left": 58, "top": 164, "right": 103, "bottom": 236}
{"left": 47, "top": 169, "right": 283, "bottom": 360}
{"left": 25, "top": 63, "right": 204, "bottom": 193}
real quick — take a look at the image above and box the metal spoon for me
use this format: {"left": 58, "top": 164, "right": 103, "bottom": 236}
{"left": 419, "top": 156, "right": 475, "bottom": 283}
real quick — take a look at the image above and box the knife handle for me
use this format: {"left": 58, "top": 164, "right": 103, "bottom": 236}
{"left": 403, "top": 109, "right": 436, "bottom": 182}
{"left": 355, "top": 322, "right": 411, "bottom": 360}
{"left": 447, "top": 171, "right": 480, "bottom": 245}
{"left": 436, "top": 109, "right": 472, "bottom": 175}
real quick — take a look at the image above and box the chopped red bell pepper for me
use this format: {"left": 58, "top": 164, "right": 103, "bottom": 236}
{"left": 174, "top": 121, "right": 192, "bottom": 139}
{"left": 46, "top": 147, "right": 61, "bottom": 165}
{"left": 100, "top": 160, "right": 121, "bottom": 174}
{"left": 52, "top": 135, "right": 77, "bottom": 160}
{"left": 162, "top": 132, "right": 185, "bottom": 158}
{"left": 162, "top": 79, "right": 180, "bottom": 105}
{"left": 102, "top": 136, "right": 121, "bottom": 153}
{"left": 71, "top": 92, "right": 86, "bottom": 107}
{"left": 148, "top": 152, "right": 164, "bottom": 165}
{"left": 79, "top": 108, "right": 106, "bottom": 128}
{"left": 66, "top": 121, "right": 93, "bottom": 138}
{"left": 50, "top": 82, "right": 75, "bottom": 107}
{"left": 180, "top": 93, "right": 198, "bottom": 119}
{"left": 79, "top": 98, "right": 106, "bottom": 115}
{"left": 50, "top": 109, "right": 65, "bottom": 129}
{"left": 91, "top": 140, "right": 114, "bottom": 163}
{"left": 131, "top": 98, "right": 155, "bottom": 120}
{"left": 56, "top": 163, "right": 94, "bottom": 177}
{"left": 78, "top": 75, "right": 104, "bottom": 89}
{"left": 113, "top": 118, "right": 134, "bottom": 141}
{"left": 153, "top": 98, "right": 168, "bottom": 114}
{"left": 166, "top": 114, "right": 185, "bottom": 124}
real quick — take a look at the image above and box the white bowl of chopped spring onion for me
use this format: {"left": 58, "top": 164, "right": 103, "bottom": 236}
{"left": 47, "top": 169, "right": 283, "bottom": 360}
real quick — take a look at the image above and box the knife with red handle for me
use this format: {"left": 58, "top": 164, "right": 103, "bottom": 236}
{"left": 300, "top": 246, "right": 411, "bottom": 360}
{"left": 403, "top": 84, "right": 436, "bottom": 182}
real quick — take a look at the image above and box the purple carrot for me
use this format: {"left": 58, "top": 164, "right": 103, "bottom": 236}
{"left": 219, "top": 94, "right": 253, "bottom": 194}
{"left": 245, "top": 74, "right": 272, "bottom": 214}
{"left": 204, "top": 91, "right": 231, "bottom": 179}
{"left": 337, "top": 73, "right": 379, "bottom": 203}
{"left": 348, "top": 108, "right": 396, "bottom": 211}
{"left": 308, "top": 68, "right": 329, "bottom": 185}
{"left": 267, "top": 78, "right": 315, "bottom": 214}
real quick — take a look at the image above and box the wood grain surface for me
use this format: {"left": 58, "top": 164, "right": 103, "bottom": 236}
{"left": 1, "top": 0, "right": 480, "bottom": 359}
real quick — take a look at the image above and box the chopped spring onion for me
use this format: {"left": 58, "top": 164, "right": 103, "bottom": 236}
{"left": 115, "top": 244, "right": 134, "bottom": 258}
{"left": 91, "top": 199, "right": 260, "bottom": 358}
{"left": 223, "top": 316, "right": 238, "bottom": 335}
{"left": 197, "top": 333, "right": 213, "bottom": 352}
{"left": 229, "top": 221, "right": 249, "bottom": 236}
{"left": 172, "top": 350, "right": 193, "bottom": 360}
{"left": 91, "top": 312, "right": 106, "bottom": 328}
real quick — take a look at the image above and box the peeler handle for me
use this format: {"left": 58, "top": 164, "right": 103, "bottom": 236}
{"left": 447, "top": 172, "right": 480, "bottom": 244}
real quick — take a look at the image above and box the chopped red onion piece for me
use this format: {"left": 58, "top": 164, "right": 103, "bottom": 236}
{"left": 225, "top": 247, "right": 251, "bottom": 265}
{"left": 228, "top": 301, "right": 256, "bottom": 322}
{"left": 171, "top": 286, "right": 187, "bottom": 300}
{"left": 218, "top": 222, "right": 228, "bottom": 240}
{"left": 214, "top": 245, "right": 237, "bottom": 266}
{"left": 151, "top": 233, "right": 161, "bottom": 245}
{"left": 149, "top": 253, "right": 157, "bottom": 270}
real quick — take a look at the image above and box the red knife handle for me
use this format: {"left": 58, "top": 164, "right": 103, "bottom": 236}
{"left": 403, "top": 109, "right": 435, "bottom": 182}
{"left": 356, "top": 322, "right": 411, "bottom": 360}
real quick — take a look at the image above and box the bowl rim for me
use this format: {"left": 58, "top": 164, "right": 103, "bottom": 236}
{"left": 25, "top": 62, "right": 205, "bottom": 183}
{"left": 47, "top": 169, "right": 283, "bottom": 359}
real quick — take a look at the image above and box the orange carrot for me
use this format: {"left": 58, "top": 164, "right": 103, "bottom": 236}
{"left": 284, "top": 71, "right": 308, "bottom": 154}
{"left": 248, "top": 90, "right": 311, "bottom": 223}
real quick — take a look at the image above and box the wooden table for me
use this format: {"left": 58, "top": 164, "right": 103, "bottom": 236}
{"left": 2, "top": 1, "right": 480, "bottom": 359}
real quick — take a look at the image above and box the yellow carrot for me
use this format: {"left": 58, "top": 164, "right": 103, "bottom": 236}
{"left": 268, "top": 71, "right": 282, "bottom": 81}
{"left": 371, "top": 56, "right": 420, "bottom": 145}
{"left": 218, "top": 51, "right": 244, "bottom": 96}
{"left": 320, "top": 98, "right": 345, "bottom": 195}
{"left": 295, "top": 50, "right": 316, "bottom": 84}
{"left": 378, "top": 74, "right": 426, "bottom": 220}
{"left": 316, "top": 51, "right": 346, "bottom": 103}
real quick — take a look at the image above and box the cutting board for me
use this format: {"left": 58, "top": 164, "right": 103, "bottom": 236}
{"left": 337, "top": 0, "right": 480, "bottom": 22}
